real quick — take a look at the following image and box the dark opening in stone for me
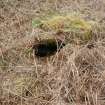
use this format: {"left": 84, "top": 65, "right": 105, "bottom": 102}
{"left": 33, "top": 39, "right": 65, "bottom": 57}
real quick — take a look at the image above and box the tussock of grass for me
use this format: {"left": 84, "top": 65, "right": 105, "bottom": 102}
{"left": 33, "top": 14, "right": 96, "bottom": 43}
{"left": 41, "top": 15, "right": 92, "bottom": 31}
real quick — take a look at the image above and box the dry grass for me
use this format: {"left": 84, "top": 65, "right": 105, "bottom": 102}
{"left": 1, "top": 0, "right": 105, "bottom": 105}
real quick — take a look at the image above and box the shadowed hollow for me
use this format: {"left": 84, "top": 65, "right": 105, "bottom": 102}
{"left": 32, "top": 39, "right": 66, "bottom": 57}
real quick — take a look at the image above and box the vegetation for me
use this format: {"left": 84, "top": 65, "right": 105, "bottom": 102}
{"left": 32, "top": 14, "right": 96, "bottom": 44}
{"left": 0, "top": 0, "right": 105, "bottom": 105}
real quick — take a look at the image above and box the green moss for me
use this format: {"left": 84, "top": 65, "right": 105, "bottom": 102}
{"left": 0, "top": 58, "right": 8, "bottom": 70}
{"left": 12, "top": 77, "right": 29, "bottom": 95}
{"left": 32, "top": 19, "right": 42, "bottom": 28}
{"left": 32, "top": 14, "right": 96, "bottom": 43}
{"left": 0, "top": 53, "right": 11, "bottom": 70}
{"left": 3, "top": 76, "right": 31, "bottom": 96}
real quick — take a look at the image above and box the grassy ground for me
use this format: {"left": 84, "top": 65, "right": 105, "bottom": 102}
{"left": 1, "top": 0, "right": 105, "bottom": 105}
